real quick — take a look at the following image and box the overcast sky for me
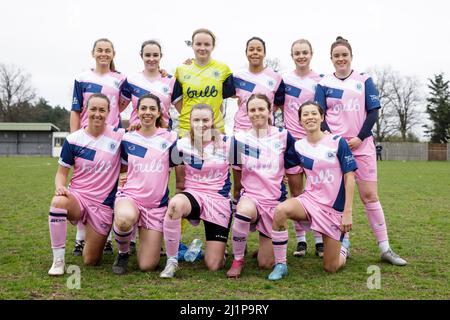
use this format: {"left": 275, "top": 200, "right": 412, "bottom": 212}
{"left": 1, "top": 0, "right": 449, "bottom": 136}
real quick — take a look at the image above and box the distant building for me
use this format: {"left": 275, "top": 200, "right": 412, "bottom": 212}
{"left": 0, "top": 123, "right": 61, "bottom": 156}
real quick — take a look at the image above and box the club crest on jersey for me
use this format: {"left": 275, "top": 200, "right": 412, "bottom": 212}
{"left": 114, "top": 80, "right": 121, "bottom": 89}
{"left": 109, "top": 142, "right": 117, "bottom": 151}
{"left": 163, "top": 86, "right": 169, "bottom": 94}
{"left": 160, "top": 142, "right": 168, "bottom": 150}
{"left": 213, "top": 71, "right": 221, "bottom": 79}
{"left": 184, "top": 75, "right": 191, "bottom": 80}
{"left": 273, "top": 141, "right": 282, "bottom": 151}
{"left": 267, "top": 80, "right": 275, "bottom": 88}
{"left": 356, "top": 83, "right": 363, "bottom": 91}
{"left": 326, "top": 151, "right": 336, "bottom": 160}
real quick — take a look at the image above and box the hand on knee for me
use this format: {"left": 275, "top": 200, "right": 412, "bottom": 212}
{"left": 50, "top": 196, "right": 67, "bottom": 210}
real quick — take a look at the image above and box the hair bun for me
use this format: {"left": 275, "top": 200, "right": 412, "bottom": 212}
{"left": 336, "top": 36, "right": 347, "bottom": 42}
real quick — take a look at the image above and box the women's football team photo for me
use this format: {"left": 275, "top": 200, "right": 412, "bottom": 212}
{"left": 47, "top": 28, "right": 407, "bottom": 282}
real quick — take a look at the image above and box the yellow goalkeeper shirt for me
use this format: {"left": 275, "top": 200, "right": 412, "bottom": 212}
{"left": 174, "top": 59, "right": 235, "bottom": 136}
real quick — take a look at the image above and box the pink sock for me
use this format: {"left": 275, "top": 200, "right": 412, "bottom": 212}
{"left": 271, "top": 230, "right": 288, "bottom": 264}
{"left": 113, "top": 224, "right": 133, "bottom": 254}
{"left": 49, "top": 207, "right": 67, "bottom": 249}
{"left": 163, "top": 215, "right": 181, "bottom": 258}
{"left": 365, "top": 201, "right": 388, "bottom": 243}
{"left": 294, "top": 222, "right": 306, "bottom": 239}
{"left": 313, "top": 231, "right": 323, "bottom": 244}
{"left": 232, "top": 212, "right": 251, "bottom": 260}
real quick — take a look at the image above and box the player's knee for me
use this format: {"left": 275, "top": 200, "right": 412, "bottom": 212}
{"left": 50, "top": 196, "right": 67, "bottom": 210}
{"left": 258, "top": 258, "right": 274, "bottom": 270}
{"left": 360, "top": 190, "right": 379, "bottom": 204}
{"left": 139, "top": 259, "right": 159, "bottom": 272}
{"left": 83, "top": 254, "right": 101, "bottom": 266}
{"left": 205, "top": 257, "right": 223, "bottom": 271}
{"left": 273, "top": 205, "right": 288, "bottom": 225}
{"left": 114, "top": 215, "right": 133, "bottom": 232}
{"left": 323, "top": 262, "right": 340, "bottom": 273}
{"left": 166, "top": 200, "right": 183, "bottom": 220}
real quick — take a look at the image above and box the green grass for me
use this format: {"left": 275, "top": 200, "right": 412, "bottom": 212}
{"left": 0, "top": 158, "right": 449, "bottom": 299}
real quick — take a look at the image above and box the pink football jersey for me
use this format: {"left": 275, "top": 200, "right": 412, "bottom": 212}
{"left": 291, "top": 134, "right": 357, "bottom": 212}
{"left": 283, "top": 70, "right": 322, "bottom": 140}
{"left": 314, "top": 71, "right": 380, "bottom": 145}
{"left": 233, "top": 68, "right": 285, "bottom": 131}
{"left": 71, "top": 70, "right": 127, "bottom": 128}
{"left": 177, "top": 135, "right": 232, "bottom": 199}
{"left": 59, "top": 125, "right": 125, "bottom": 208}
{"left": 119, "top": 128, "right": 178, "bottom": 208}
{"left": 233, "top": 126, "right": 296, "bottom": 204}
{"left": 121, "top": 72, "right": 178, "bottom": 127}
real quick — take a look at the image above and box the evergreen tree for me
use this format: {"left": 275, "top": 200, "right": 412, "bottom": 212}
{"left": 424, "top": 73, "right": 450, "bottom": 143}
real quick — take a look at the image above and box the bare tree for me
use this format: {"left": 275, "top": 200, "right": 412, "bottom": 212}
{"left": 367, "top": 66, "right": 424, "bottom": 142}
{"left": 0, "top": 63, "right": 36, "bottom": 121}
{"left": 388, "top": 74, "right": 423, "bottom": 141}
{"left": 367, "top": 66, "right": 398, "bottom": 141}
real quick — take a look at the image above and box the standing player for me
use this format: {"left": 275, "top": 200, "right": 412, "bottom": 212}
{"left": 173, "top": 28, "right": 235, "bottom": 191}
{"left": 160, "top": 104, "right": 233, "bottom": 278}
{"left": 314, "top": 36, "right": 407, "bottom": 266}
{"left": 48, "top": 93, "right": 125, "bottom": 275}
{"left": 226, "top": 94, "right": 298, "bottom": 278}
{"left": 282, "top": 39, "right": 324, "bottom": 258}
{"left": 232, "top": 36, "right": 285, "bottom": 212}
{"left": 121, "top": 40, "right": 180, "bottom": 129}
{"left": 70, "top": 38, "right": 128, "bottom": 256}
{"left": 120, "top": 40, "right": 180, "bottom": 254}
{"left": 111, "top": 94, "right": 177, "bottom": 275}
{"left": 269, "top": 101, "right": 356, "bottom": 280}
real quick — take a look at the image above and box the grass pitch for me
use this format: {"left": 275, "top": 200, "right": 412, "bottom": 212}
{"left": 0, "top": 158, "right": 449, "bottom": 299}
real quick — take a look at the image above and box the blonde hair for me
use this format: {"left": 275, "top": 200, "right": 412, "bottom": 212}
{"left": 291, "top": 39, "right": 313, "bottom": 55}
